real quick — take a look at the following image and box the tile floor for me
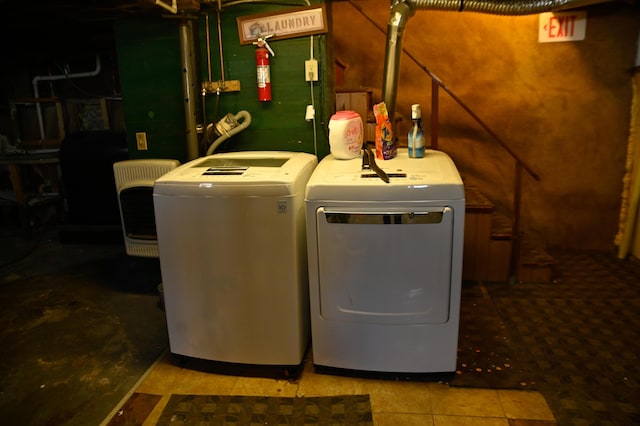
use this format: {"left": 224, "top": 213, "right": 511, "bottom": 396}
{"left": 104, "top": 350, "right": 557, "bottom": 425}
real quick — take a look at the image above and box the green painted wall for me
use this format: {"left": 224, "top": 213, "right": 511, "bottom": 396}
{"left": 115, "top": 1, "right": 332, "bottom": 163}
{"left": 115, "top": 17, "right": 185, "bottom": 160}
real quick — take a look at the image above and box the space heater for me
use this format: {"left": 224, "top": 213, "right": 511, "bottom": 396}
{"left": 113, "top": 159, "right": 179, "bottom": 257}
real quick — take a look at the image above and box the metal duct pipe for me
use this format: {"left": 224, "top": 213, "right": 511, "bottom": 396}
{"left": 382, "top": 0, "right": 617, "bottom": 119}
{"left": 409, "top": 0, "right": 614, "bottom": 15}
{"left": 381, "top": 1, "right": 415, "bottom": 124}
{"left": 179, "top": 17, "right": 200, "bottom": 161}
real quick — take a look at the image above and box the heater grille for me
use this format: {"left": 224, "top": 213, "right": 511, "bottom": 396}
{"left": 113, "top": 159, "right": 179, "bottom": 186}
{"left": 113, "top": 159, "right": 180, "bottom": 257}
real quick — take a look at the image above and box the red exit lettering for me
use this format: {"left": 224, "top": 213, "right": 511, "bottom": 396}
{"left": 545, "top": 15, "right": 577, "bottom": 38}
{"left": 539, "top": 11, "right": 586, "bottom": 43}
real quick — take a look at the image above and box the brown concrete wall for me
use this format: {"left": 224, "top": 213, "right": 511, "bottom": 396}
{"left": 331, "top": 0, "right": 640, "bottom": 251}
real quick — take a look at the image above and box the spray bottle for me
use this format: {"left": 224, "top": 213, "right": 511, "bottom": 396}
{"left": 408, "top": 104, "right": 425, "bottom": 158}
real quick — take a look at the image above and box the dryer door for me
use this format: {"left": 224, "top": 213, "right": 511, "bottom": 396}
{"left": 316, "top": 206, "right": 454, "bottom": 325}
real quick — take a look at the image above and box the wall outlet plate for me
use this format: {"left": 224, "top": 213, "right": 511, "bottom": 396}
{"left": 305, "top": 59, "right": 318, "bottom": 82}
{"left": 136, "top": 132, "right": 148, "bottom": 150}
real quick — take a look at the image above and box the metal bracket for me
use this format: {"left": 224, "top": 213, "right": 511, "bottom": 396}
{"left": 202, "top": 80, "right": 241, "bottom": 94}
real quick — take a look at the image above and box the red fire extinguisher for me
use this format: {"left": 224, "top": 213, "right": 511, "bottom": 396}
{"left": 254, "top": 35, "right": 274, "bottom": 102}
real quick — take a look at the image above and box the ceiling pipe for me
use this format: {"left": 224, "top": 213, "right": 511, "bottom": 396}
{"left": 32, "top": 55, "right": 102, "bottom": 141}
{"left": 382, "top": 0, "right": 619, "bottom": 120}
{"left": 155, "top": 0, "right": 178, "bottom": 14}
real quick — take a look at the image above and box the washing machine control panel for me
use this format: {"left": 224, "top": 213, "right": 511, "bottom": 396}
{"left": 203, "top": 167, "right": 248, "bottom": 176}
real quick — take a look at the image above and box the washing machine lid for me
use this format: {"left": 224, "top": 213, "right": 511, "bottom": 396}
{"left": 154, "top": 151, "right": 317, "bottom": 196}
{"left": 305, "top": 148, "right": 464, "bottom": 202}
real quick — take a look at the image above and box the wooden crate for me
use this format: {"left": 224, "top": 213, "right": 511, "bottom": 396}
{"left": 335, "top": 90, "right": 375, "bottom": 142}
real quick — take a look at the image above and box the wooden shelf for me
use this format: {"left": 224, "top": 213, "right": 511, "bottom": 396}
{"left": 10, "top": 98, "right": 65, "bottom": 143}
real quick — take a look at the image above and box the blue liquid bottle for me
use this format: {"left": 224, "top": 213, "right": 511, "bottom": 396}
{"left": 408, "top": 103, "right": 425, "bottom": 158}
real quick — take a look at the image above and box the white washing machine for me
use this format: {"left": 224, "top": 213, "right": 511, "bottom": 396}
{"left": 153, "top": 151, "right": 317, "bottom": 369}
{"left": 305, "top": 148, "right": 464, "bottom": 374}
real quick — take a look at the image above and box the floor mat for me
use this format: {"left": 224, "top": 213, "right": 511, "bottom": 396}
{"left": 156, "top": 394, "right": 373, "bottom": 425}
{"left": 106, "top": 392, "right": 162, "bottom": 426}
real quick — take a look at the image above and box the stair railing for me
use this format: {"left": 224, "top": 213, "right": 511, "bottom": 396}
{"left": 348, "top": 1, "right": 542, "bottom": 282}
{"left": 423, "top": 61, "right": 541, "bottom": 283}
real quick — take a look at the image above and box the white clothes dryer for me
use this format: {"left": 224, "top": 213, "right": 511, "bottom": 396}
{"left": 153, "top": 151, "right": 317, "bottom": 370}
{"left": 305, "top": 148, "right": 464, "bottom": 374}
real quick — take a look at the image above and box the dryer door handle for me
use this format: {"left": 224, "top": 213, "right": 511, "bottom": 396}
{"left": 324, "top": 211, "right": 444, "bottom": 225}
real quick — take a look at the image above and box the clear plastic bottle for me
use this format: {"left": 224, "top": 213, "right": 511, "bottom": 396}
{"left": 408, "top": 104, "right": 425, "bottom": 158}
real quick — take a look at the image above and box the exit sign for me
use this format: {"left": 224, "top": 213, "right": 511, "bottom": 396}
{"left": 539, "top": 11, "right": 587, "bottom": 43}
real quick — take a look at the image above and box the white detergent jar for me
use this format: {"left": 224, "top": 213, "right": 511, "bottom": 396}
{"left": 329, "top": 110, "right": 363, "bottom": 160}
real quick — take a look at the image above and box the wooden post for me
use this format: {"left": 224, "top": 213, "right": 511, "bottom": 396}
{"left": 510, "top": 163, "right": 523, "bottom": 283}
{"left": 431, "top": 79, "right": 439, "bottom": 150}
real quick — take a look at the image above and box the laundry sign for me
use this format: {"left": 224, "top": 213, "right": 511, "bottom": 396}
{"left": 237, "top": 5, "right": 328, "bottom": 45}
{"left": 538, "top": 11, "right": 587, "bottom": 43}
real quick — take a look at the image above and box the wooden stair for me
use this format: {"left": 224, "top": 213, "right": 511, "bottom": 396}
{"left": 463, "top": 186, "right": 556, "bottom": 283}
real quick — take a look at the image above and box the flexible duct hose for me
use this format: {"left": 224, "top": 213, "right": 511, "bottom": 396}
{"left": 408, "top": 0, "right": 612, "bottom": 14}
{"left": 205, "top": 110, "right": 252, "bottom": 155}
{"left": 382, "top": 0, "right": 617, "bottom": 118}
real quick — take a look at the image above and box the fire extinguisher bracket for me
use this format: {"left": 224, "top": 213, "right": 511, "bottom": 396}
{"left": 253, "top": 34, "right": 275, "bottom": 56}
